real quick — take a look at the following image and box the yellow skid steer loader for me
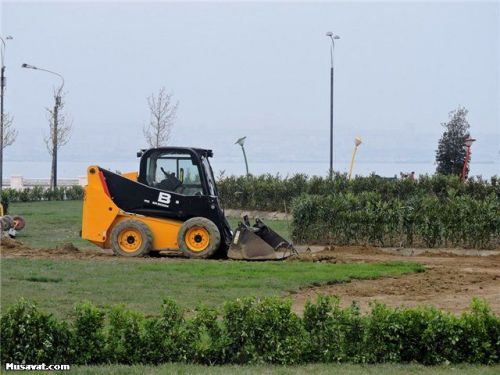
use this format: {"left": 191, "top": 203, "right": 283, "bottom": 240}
{"left": 81, "top": 147, "right": 294, "bottom": 260}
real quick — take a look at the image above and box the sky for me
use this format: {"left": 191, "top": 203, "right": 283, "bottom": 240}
{"left": 1, "top": 1, "right": 499, "bottom": 178}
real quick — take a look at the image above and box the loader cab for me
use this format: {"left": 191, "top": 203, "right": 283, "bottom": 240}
{"left": 138, "top": 147, "right": 218, "bottom": 197}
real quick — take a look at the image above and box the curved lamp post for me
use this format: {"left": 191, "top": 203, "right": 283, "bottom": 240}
{"left": 461, "top": 137, "right": 476, "bottom": 181}
{"left": 0, "top": 35, "right": 13, "bottom": 193}
{"left": 21, "top": 63, "right": 65, "bottom": 96}
{"left": 326, "top": 31, "right": 340, "bottom": 179}
{"left": 235, "top": 136, "right": 249, "bottom": 176}
{"left": 348, "top": 136, "right": 362, "bottom": 180}
{"left": 21, "top": 63, "right": 65, "bottom": 189}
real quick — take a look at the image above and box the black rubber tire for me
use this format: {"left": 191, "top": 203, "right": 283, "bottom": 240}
{"left": 12, "top": 215, "right": 26, "bottom": 231}
{"left": 1, "top": 215, "right": 14, "bottom": 231}
{"left": 177, "top": 217, "right": 221, "bottom": 259}
{"left": 110, "top": 219, "right": 153, "bottom": 257}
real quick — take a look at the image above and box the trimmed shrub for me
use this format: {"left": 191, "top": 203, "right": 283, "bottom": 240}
{"left": 217, "top": 173, "right": 499, "bottom": 212}
{"left": 187, "top": 306, "right": 226, "bottom": 365}
{"left": 223, "top": 297, "right": 306, "bottom": 365}
{"left": 71, "top": 302, "right": 106, "bottom": 365}
{"left": 303, "top": 296, "right": 366, "bottom": 363}
{"left": 459, "top": 298, "right": 500, "bottom": 364}
{"left": 141, "top": 298, "right": 191, "bottom": 364}
{"left": 0, "top": 299, "right": 72, "bottom": 365}
{"left": 0, "top": 185, "right": 84, "bottom": 203}
{"left": 1, "top": 297, "right": 499, "bottom": 366}
{"left": 105, "top": 305, "right": 145, "bottom": 364}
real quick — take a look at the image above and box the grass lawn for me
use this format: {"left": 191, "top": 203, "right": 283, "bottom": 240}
{"left": 3, "top": 201, "right": 422, "bottom": 319}
{"left": 8, "top": 200, "right": 291, "bottom": 249}
{"left": 1, "top": 258, "right": 422, "bottom": 319}
{"left": 4, "top": 202, "right": 481, "bottom": 373}
{"left": 28, "top": 364, "right": 500, "bottom": 375}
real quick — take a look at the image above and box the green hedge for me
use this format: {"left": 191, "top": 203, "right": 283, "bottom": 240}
{"left": 0, "top": 185, "right": 84, "bottom": 204}
{"left": 1, "top": 297, "right": 499, "bottom": 366}
{"left": 291, "top": 192, "right": 499, "bottom": 249}
{"left": 218, "top": 173, "right": 499, "bottom": 212}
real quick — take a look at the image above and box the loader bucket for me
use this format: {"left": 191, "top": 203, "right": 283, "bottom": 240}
{"left": 227, "top": 217, "right": 296, "bottom": 260}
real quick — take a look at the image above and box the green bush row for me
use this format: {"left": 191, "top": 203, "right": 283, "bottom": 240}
{"left": 291, "top": 192, "right": 499, "bottom": 249}
{"left": 218, "top": 173, "right": 499, "bottom": 212}
{"left": 1, "top": 297, "right": 498, "bottom": 366}
{"left": 0, "top": 185, "right": 84, "bottom": 205}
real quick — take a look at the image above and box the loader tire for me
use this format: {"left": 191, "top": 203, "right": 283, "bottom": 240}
{"left": 178, "top": 217, "right": 220, "bottom": 259}
{"left": 12, "top": 216, "right": 26, "bottom": 231}
{"left": 111, "top": 219, "right": 153, "bottom": 257}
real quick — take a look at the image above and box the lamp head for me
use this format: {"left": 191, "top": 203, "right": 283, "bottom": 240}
{"left": 21, "top": 63, "right": 37, "bottom": 69}
{"left": 6, "top": 36, "right": 13, "bottom": 40}
{"left": 235, "top": 136, "right": 246, "bottom": 147}
{"left": 326, "top": 32, "right": 340, "bottom": 39}
{"left": 354, "top": 137, "right": 362, "bottom": 147}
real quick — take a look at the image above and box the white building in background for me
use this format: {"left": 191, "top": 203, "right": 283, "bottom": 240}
{"left": 1, "top": 176, "right": 87, "bottom": 190}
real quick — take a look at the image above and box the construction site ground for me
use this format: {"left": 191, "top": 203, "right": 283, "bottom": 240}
{"left": 2, "top": 236, "right": 499, "bottom": 315}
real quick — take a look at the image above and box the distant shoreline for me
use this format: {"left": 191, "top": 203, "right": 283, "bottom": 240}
{"left": 3, "top": 160, "right": 498, "bottom": 180}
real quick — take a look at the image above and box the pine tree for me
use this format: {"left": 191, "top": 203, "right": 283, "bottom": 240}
{"left": 435, "top": 107, "right": 470, "bottom": 175}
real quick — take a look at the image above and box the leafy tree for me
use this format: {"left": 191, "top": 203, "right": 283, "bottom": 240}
{"left": 435, "top": 106, "right": 470, "bottom": 175}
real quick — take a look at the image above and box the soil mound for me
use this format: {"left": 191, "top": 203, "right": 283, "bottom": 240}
{"left": 55, "top": 243, "right": 80, "bottom": 253}
{"left": 0, "top": 236, "right": 24, "bottom": 249}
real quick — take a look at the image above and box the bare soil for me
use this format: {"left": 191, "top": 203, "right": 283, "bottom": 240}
{"left": 0, "top": 237, "right": 113, "bottom": 259}
{"left": 290, "top": 246, "right": 500, "bottom": 315}
{"left": 224, "top": 209, "right": 291, "bottom": 221}
{"left": 2, "top": 238, "right": 499, "bottom": 314}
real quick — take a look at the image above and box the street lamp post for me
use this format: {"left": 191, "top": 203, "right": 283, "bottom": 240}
{"left": 461, "top": 137, "right": 476, "bottom": 182}
{"left": 0, "top": 35, "right": 13, "bottom": 194}
{"left": 326, "top": 31, "right": 340, "bottom": 179}
{"left": 348, "top": 136, "right": 362, "bottom": 180}
{"left": 235, "top": 136, "right": 249, "bottom": 176}
{"left": 21, "top": 63, "right": 65, "bottom": 189}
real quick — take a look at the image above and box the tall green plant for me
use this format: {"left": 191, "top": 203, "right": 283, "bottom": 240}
{"left": 291, "top": 193, "right": 499, "bottom": 249}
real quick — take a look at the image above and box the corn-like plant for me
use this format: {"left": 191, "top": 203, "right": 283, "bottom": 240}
{"left": 291, "top": 193, "right": 499, "bottom": 249}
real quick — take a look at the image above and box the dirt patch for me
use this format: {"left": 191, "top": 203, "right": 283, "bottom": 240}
{"left": 0, "top": 240, "right": 185, "bottom": 261}
{"left": 0, "top": 239, "right": 114, "bottom": 259}
{"left": 295, "top": 245, "right": 392, "bottom": 258}
{"left": 3, "top": 238, "right": 500, "bottom": 314}
{"left": 55, "top": 243, "right": 80, "bottom": 253}
{"left": 291, "top": 248, "right": 500, "bottom": 315}
{"left": 224, "top": 209, "right": 291, "bottom": 221}
{"left": 1, "top": 236, "right": 24, "bottom": 249}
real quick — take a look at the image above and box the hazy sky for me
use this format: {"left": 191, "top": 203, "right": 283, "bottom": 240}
{"left": 1, "top": 1, "right": 499, "bottom": 177}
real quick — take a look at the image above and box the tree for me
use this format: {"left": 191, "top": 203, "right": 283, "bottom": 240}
{"left": 0, "top": 112, "right": 16, "bottom": 194}
{"left": 435, "top": 106, "right": 470, "bottom": 175}
{"left": 44, "top": 90, "right": 72, "bottom": 189}
{"left": 143, "top": 87, "right": 178, "bottom": 148}
{"left": 1, "top": 112, "right": 17, "bottom": 150}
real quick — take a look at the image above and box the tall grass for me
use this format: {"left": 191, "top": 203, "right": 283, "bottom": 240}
{"left": 291, "top": 192, "right": 499, "bottom": 249}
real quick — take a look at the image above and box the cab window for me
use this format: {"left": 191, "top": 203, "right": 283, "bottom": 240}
{"left": 202, "top": 156, "right": 217, "bottom": 196}
{"left": 145, "top": 152, "right": 204, "bottom": 196}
